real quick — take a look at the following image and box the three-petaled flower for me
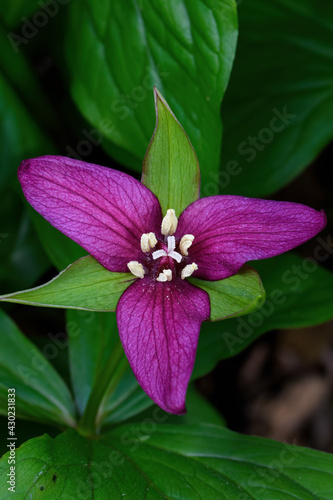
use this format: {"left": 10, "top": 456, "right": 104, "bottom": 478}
{"left": 18, "top": 153, "right": 326, "bottom": 414}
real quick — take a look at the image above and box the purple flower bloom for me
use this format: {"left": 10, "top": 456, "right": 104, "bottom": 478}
{"left": 18, "top": 156, "right": 326, "bottom": 414}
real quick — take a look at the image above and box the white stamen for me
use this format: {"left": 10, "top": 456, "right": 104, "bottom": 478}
{"left": 156, "top": 269, "right": 172, "bottom": 282}
{"left": 181, "top": 263, "right": 198, "bottom": 280}
{"left": 161, "top": 209, "right": 178, "bottom": 236}
{"left": 152, "top": 249, "right": 167, "bottom": 260}
{"left": 141, "top": 232, "right": 157, "bottom": 252}
{"left": 179, "top": 234, "right": 194, "bottom": 256}
{"left": 127, "top": 261, "right": 145, "bottom": 279}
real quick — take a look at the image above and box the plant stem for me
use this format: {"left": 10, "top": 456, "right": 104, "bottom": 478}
{"left": 77, "top": 340, "right": 124, "bottom": 436}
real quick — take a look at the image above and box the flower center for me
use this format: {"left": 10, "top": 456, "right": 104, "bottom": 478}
{"left": 127, "top": 208, "right": 198, "bottom": 282}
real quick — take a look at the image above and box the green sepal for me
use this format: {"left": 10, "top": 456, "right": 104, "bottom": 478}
{"left": 190, "top": 266, "right": 266, "bottom": 321}
{"left": 0, "top": 255, "right": 133, "bottom": 311}
{"left": 142, "top": 88, "right": 200, "bottom": 217}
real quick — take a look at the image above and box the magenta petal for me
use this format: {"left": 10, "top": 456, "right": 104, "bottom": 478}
{"left": 18, "top": 156, "right": 162, "bottom": 272}
{"left": 176, "top": 196, "right": 326, "bottom": 280}
{"left": 116, "top": 278, "right": 210, "bottom": 414}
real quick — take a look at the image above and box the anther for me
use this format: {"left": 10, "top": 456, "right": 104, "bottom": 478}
{"left": 141, "top": 232, "right": 157, "bottom": 253}
{"left": 181, "top": 263, "right": 198, "bottom": 279}
{"left": 127, "top": 261, "right": 145, "bottom": 279}
{"left": 156, "top": 269, "right": 172, "bottom": 282}
{"left": 161, "top": 209, "right": 178, "bottom": 236}
{"left": 179, "top": 234, "right": 194, "bottom": 256}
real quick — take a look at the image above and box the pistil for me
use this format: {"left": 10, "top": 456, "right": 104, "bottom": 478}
{"left": 152, "top": 236, "right": 182, "bottom": 263}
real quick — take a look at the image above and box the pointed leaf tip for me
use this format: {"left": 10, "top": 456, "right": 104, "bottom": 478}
{"left": 142, "top": 91, "right": 200, "bottom": 217}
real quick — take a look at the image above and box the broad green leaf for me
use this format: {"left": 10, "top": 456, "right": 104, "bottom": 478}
{"left": 0, "top": 309, "right": 76, "bottom": 427}
{"left": 190, "top": 265, "right": 265, "bottom": 321}
{"left": 219, "top": 0, "right": 333, "bottom": 197}
{"left": 0, "top": 256, "right": 133, "bottom": 311}
{"left": 1, "top": 425, "right": 333, "bottom": 498}
{"left": 66, "top": 0, "right": 238, "bottom": 190}
{"left": 142, "top": 88, "right": 200, "bottom": 216}
{"left": 194, "top": 252, "right": 333, "bottom": 378}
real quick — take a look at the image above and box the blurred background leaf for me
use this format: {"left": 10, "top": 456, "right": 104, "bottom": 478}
{"left": 0, "top": 309, "right": 76, "bottom": 427}
{"left": 0, "top": 23, "right": 55, "bottom": 292}
{"left": 220, "top": 0, "right": 333, "bottom": 197}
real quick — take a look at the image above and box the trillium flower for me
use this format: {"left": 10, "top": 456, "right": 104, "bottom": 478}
{"left": 10, "top": 90, "right": 326, "bottom": 415}
{"left": 18, "top": 154, "right": 325, "bottom": 414}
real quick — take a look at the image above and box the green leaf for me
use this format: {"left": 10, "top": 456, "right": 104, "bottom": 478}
{"left": 0, "top": 309, "right": 76, "bottom": 427}
{"left": 190, "top": 265, "right": 265, "bottom": 321}
{"left": 142, "top": 88, "right": 200, "bottom": 216}
{"left": 194, "top": 252, "right": 333, "bottom": 378}
{"left": 2, "top": 425, "right": 333, "bottom": 498}
{"left": 219, "top": 0, "right": 333, "bottom": 197}
{"left": 0, "top": 256, "right": 133, "bottom": 311}
{"left": 66, "top": 0, "right": 238, "bottom": 190}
